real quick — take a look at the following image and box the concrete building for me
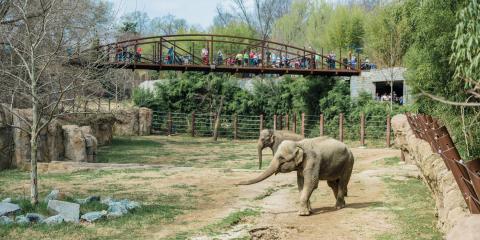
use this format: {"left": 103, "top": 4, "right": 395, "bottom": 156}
{"left": 349, "top": 67, "right": 411, "bottom": 104}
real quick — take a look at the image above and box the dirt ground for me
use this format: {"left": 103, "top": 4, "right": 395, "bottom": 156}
{"left": 1, "top": 137, "right": 434, "bottom": 240}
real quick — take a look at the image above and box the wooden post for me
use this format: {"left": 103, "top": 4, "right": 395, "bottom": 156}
{"left": 191, "top": 112, "right": 196, "bottom": 137}
{"left": 97, "top": 97, "right": 101, "bottom": 112}
{"left": 360, "top": 112, "right": 365, "bottom": 146}
{"left": 279, "top": 114, "right": 283, "bottom": 130}
{"left": 319, "top": 114, "right": 324, "bottom": 136}
{"left": 286, "top": 114, "right": 289, "bottom": 131}
{"left": 168, "top": 112, "right": 172, "bottom": 136}
{"left": 233, "top": 114, "right": 238, "bottom": 140}
{"left": 301, "top": 112, "right": 305, "bottom": 137}
{"left": 293, "top": 113, "right": 297, "bottom": 134}
{"left": 260, "top": 114, "right": 264, "bottom": 133}
{"left": 339, "top": 113, "right": 344, "bottom": 142}
{"left": 108, "top": 99, "right": 111, "bottom": 112}
{"left": 386, "top": 114, "right": 391, "bottom": 147}
{"left": 273, "top": 114, "right": 277, "bottom": 130}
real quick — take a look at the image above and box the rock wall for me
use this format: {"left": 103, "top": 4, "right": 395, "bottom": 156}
{"left": 62, "top": 125, "right": 97, "bottom": 162}
{"left": 113, "top": 107, "right": 152, "bottom": 136}
{"left": 391, "top": 114, "right": 469, "bottom": 233}
{"left": 0, "top": 105, "right": 13, "bottom": 170}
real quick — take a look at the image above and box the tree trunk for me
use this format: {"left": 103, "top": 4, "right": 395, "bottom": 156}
{"left": 212, "top": 96, "right": 224, "bottom": 141}
{"left": 30, "top": 133, "right": 38, "bottom": 205}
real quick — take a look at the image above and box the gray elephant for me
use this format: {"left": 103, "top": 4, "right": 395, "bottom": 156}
{"left": 238, "top": 137, "right": 354, "bottom": 216}
{"left": 257, "top": 129, "right": 304, "bottom": 169}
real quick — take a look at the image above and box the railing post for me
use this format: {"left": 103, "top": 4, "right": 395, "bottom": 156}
{"left": 319, "top": 114, "right": 324, "bottom": 136}
{"left": 339, "top": 113, "right": 344, "bottom": 142}
{"left": 273, "top": 114, "right": 277, "bottom": 130}
{"left": 321, "top": 48, "right": 324, "bottom": 69}
{"left": 233, "top": 114, "right": 238, "bottom": 140}
{"left": 293, "top": 113, "right": 297, "bottom": 134}
{"left": 259, "top": 114, "right": 264, "bottom": 133}
{"left": 386, "top": 114, "right": 391, "bottom": 147}
{"left": 159, "top": 38, "right": 163, "bottom": 67}
{"left": 168, "top": 112, "right": 172, "bottom": 136}
{"left": 286, "top": 113, "right": 289, "bottom": 131}
{"left": 360, "top": 112, "right": 365, "bottom": 146}
{"left": 301, "top": 112, "right": 305, "bottom": 137}
{"left": 191, "top": 112, "right": 196, "bottom": 137}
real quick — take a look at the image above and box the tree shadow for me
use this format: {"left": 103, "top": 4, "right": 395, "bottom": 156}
{"left": 311, "top": 201, "right": 383, "bottom": 215}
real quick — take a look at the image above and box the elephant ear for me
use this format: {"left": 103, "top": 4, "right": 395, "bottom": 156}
{"left": 294, "top": 147, "right": 304, "bottom": 166}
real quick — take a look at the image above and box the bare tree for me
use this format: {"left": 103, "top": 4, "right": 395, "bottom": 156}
{"left": 0, "top": 0, "right": 111, "bottom": 204}
{"left": 218, "top": 0, "right": 291, "bottom": 39}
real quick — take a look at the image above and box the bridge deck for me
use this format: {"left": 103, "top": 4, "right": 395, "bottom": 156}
{"left": 100, "top": 63, "right": 360, "bottom": 76}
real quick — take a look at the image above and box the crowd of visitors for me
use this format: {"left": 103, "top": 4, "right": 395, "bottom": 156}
{"left": 375, "top": 92, "right": 404, "bottom": 105}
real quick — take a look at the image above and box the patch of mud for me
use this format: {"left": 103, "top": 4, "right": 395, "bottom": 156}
{"left": 249, "top": 226, "right": 299, "bottom": 240}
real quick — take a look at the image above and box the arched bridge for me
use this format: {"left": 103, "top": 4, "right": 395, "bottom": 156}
{"left": 91, "top": 34, "right": 361, "bottom": 76}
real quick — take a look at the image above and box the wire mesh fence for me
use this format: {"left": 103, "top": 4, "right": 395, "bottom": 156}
{"left": 152, "top": 111, "right": 394, "bottom": 146}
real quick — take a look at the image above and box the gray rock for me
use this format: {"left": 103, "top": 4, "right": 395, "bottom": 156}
{"left": 76, "top": 195, "right": 101, "bottom": 205}
{"left": 1, "top": 198, "right": 11, "bottom": 203}
{"left": 0, "top": 216, "right": 13, "bottom": 225}
{"left": 100, "top": 196, "right": 113, "bottom": 205}
{"left": 15, "top": 215, "right": 30, "bottom": 225}
{"left": 47, "top": 200, "right": 80, "bottom": 223}
{"left": 44, "top": 189, "right": 60, "bottom": 203}
{"left": 42, "top": 215, "right": 64, "bottom": 225}
{"left": 0, "top": 202, "right": 21, "bottom": 216}
{"left": 107, "top": 202, "right": 128, "bottom": 215}
{"left": 120, "top": 199, "right": 141, "bottom": 210}
{"left": 81, "top": 211, "right": 107, "bottom": 222}
{"left": 26, "top": 213, "right": 45, "bottom": 223}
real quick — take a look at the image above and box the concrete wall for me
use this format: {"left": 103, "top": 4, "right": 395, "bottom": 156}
{"left": 350, "top": 67, "right": 411, "bottom": 103}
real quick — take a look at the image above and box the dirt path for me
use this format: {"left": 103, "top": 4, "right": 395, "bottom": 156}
{"left": 148, "top": 147, "right": 420, "bottom": 240}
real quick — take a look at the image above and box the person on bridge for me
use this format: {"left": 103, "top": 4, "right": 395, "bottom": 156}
{"left": 266, "top": 49, "right": 271, "bottom": 67}
{"left": 168, "top": 47, "right": 175, "bottom": 64}
{"left": 243, "top": 51, "right": 249, "bottom": 66}
{"left": 216, "top": 50, "right": 223, "bottom": 65}
{"left": 136, "top": 47, "right": 142, "bottom": 62}
{"left": 249, "top": 50, "right": 255, "bottom": 66}
{"left": 201, "top": 47, "right": 209, "bottom": 65}
{"left": 236, "top": 52, "right": 243, "bottom": 65}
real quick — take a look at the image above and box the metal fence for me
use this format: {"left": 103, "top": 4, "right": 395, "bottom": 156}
{"left": 152, "top": 111, "right": 393, "bottom": 146}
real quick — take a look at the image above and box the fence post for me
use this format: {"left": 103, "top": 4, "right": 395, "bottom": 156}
{"left": 360, "top": 112, "right": 365, "bottom": 146}
{"left": 260, "top": 114, "right": 264, "bottom": 133}
{"left": 286, "top": 114, "right": 289, "bottom": 131}
{"left": 301, "top": 112, "right": 305, "bottom": 137}
{"left": 339, "top": 113, "right": 344, "bottom": 142}
{"left": 293, "top": 113, "right": 297, "bottom": 134}
{"left": 386, "top": 114, "right": 391, "bottom": 147}
{"left": 191, "top": 112, "right": 196, "bottom": 137}
{"left": 279, "top": 114, "right": 283, "bottom": 130}
{"left": 108, "top": 99, "right": 111, "bottom": 112}
{"left": 319, "top": 114, "right": 324, "bottom": 136}
{"left": 273, "top": 114, "right": 277, "bottom": 130}
{"left": 168, "top": 112, "right": 172, "bottom": 136}
{"left": 233, "top": 114, "right": 238, "bottom": 140}
{"left": 97, "top": 97, "right": 101, "bottom": 112}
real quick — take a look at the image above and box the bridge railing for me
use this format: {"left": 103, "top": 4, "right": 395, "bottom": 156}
{"left": 94, "top": 34, "right": 362, "bottom": 73}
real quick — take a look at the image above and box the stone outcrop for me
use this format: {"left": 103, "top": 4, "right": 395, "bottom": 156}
{"left": 113, "top": 108, "right": 140, "bottom": 136}
{"left": 62, "top": 125, "right": 97, "bottom": 162}
{"left": 391, "top": 114, "right": 469, "bottom": 233}
{"left": 75, "top": 114, "right": 115, "bottom": 146}
{"left": 138, "top": 107, "right": 153, "bottom": 136}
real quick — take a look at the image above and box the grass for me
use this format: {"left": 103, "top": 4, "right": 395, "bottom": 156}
{"left": 382, "top": 156, "right": 401, "bottom": 166}
{"left": 254, "top": 187, "right": 279, "bottom": 200}
{"left": 376, "top": 165, "right": 442, "bottom": 240}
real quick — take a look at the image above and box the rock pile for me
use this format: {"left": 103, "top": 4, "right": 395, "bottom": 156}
{"left": 113, "top": 107, "right": 153, "bottom": 136}
{"left": 0, "top": 190, "right": 141, "bottom": 226}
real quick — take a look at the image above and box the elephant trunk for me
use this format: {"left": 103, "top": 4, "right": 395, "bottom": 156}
{"left": 237, "top": 159, "right": 279, "bottom": 185}
{"left": 257, "top": 143, "right": 263, "bottom": 170}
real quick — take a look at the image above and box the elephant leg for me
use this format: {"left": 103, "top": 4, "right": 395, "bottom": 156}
{"left": 297, "top": 172, "right": 311, "bottom": 212}
{"left": 336, "top": 178, "right": 347, "bottom": 209}
{"left": 298, "top": 172, "right": 318, "bottom": 216}
{"left": 327, "top": 180, "right": 339, "bottom": 199}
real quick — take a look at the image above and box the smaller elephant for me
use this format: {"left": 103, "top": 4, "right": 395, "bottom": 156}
{"left": 257, "top": 129, "right": 304, "bottom": 169}
{"left": 238, "top": 137, "right": 354, "bottom": 216}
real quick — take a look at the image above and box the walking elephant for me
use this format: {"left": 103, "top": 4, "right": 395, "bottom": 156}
{"left": 238, "top": 137, "right": 354, "bottom": 216}
{"left": 257, "top": 129, "right": 304, "bottom": 169}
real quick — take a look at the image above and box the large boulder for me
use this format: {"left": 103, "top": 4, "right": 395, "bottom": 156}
{"left": 0, "top": 105, "right": 13, "bottom": 170}
{"left": 391, "top": 114, "right": 469, "bottom": 233}
{"left": 62, "top": 125, "right": 98, "bottom": 162}
{"left": 62, "top": 125, "right": 87, "bottom": 162}
{"left": 138, "top": 107, "right": 153, "bottom": 136}
{"left": 113, "top": 108, "right": 140, "bottom": 136}
{"left": 47, "top": 200, "right": 80, "bottom": 223}
{"left": 0, "top": 202, "right": 21, "bottom": 216}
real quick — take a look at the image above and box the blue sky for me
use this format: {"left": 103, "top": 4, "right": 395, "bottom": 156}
{"left": 109, "top": 0, "right": 230, "bottom": 29}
